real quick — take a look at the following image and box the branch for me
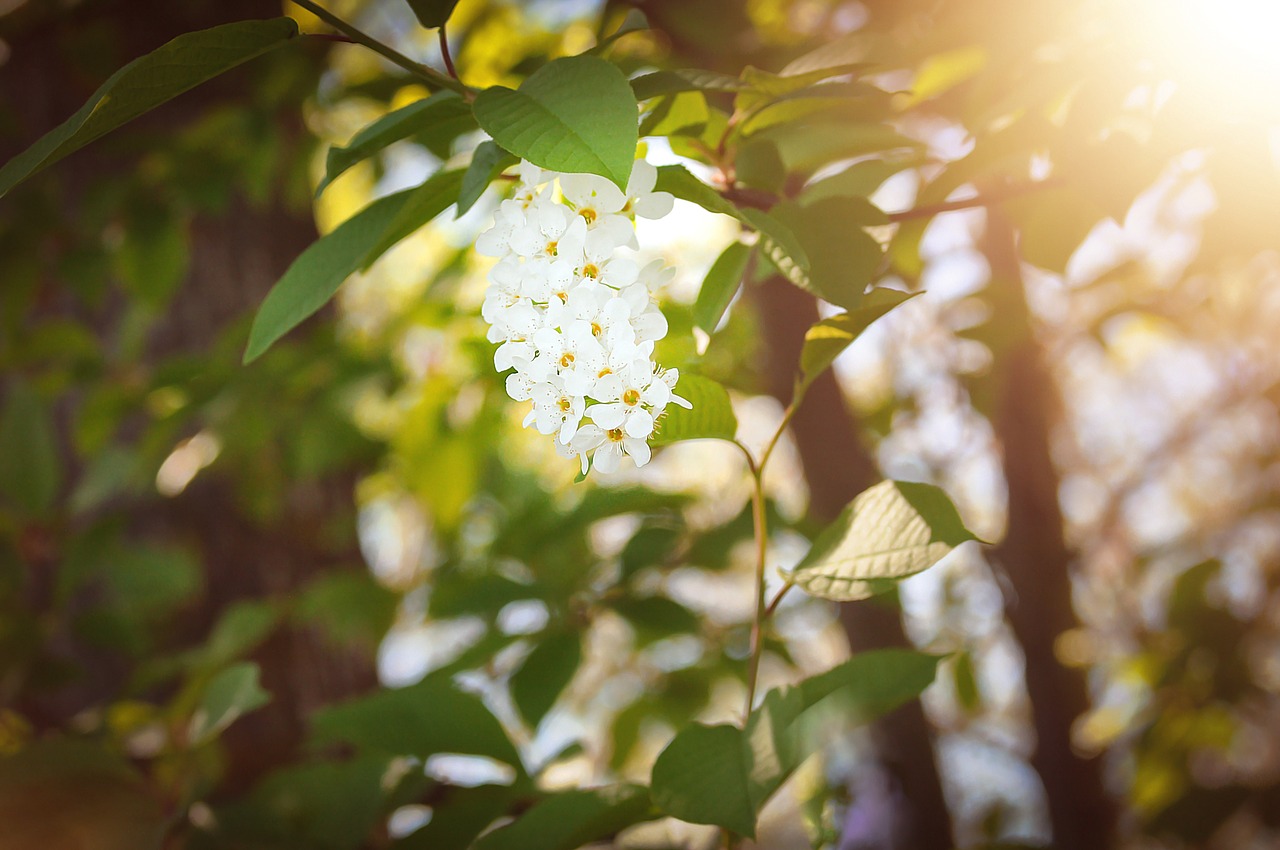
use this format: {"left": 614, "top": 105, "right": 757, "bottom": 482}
{"left": 289, "top": 0, "right": 471, "bottom": 98}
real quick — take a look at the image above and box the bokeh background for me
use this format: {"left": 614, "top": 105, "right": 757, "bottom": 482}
{"left": 4, "top": 0, "right": 1280, "bottom": 848}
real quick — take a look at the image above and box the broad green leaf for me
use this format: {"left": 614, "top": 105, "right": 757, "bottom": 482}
{"left": 116, "top": 202, "right": 189, "bottom": 307}
{"left": 694, "top": 241, "right": 752, "bottom": 335}
{"left": 246, "top": 755, "right": 390, "bottom": 849}
{"left": 317, "top": 92, "right": 470, "bottom": 196}
{"left": 651, "top": 724, "right": 756, "bottom": 837}
{"left": 511, "top": 632, "right": 582, "bottom": 728}
{"left": 802, "top": 159, "right": 911, "bottom": 204}
{"left": 654, "top": 165, "right": 809, "bottom": 280}
{"left": 736, "top": 65, "right": 869, "bottom": 113}
{"left": 589, "top": 8, "right": 649, "bottom": 55}
{"left": 781, "top": 32, "right": 879, "bottom": 77}
{"left": 630, "top": 69, "right": 746, "bottom": 101}
{"left": 473, "top": 56, "right": 638, "bottom": 190}
{"left": 757, "top": 120, "right": 920, "bottom": 178}
{"left": 0, "top": 380, "right": 62, "bottom": 515}
{"left": 474, "top": 785, "right": 656, "bottom": 850}
{"left": 405, "top": 0, "right": 461, "bottom": 28}
{"left": 904, "top": 45, "right": 988, "bottom": 105}
{"left": 0, "top": 18, "right": 298, "bottom": 197}
{"left": 457, "top": 140, "right": 516, "bottom": 216}
{"left": 651, "top": 373, "right": 736, "bottom": 446}
{"left": 311, "top": 673, "right": 522, "bottom": 768}
{"left": 244, "top": 169, "right": 462, "bottom": 363}
{"left": 738, "top": 86, "right": 889, "bottom": 138}
{"left": 767, "top": 198, "right": 884, "bottom": 310}
{"left": 651, "top": 650, "right": 940, "bottom": 837}
{"left": 397, "top": 785, "right": 516, "bottom": 850}
{"left": 795, "top": 288, "right": 918, "bottom": 399}
{"left": 105, "top": 544, "right": 202, "bottom": 618}
{"left": 189, "top": 662, "right": 270, "bottom": 745}
{"left": 788, "top": 480, "right": 980, "bottom": 601}
{"left": 734, "top": 139, "right": 787, "bottom": 193}
{"left": 640, "top": 91, "right": 710, "bottom": 138}
{"left": 611, "top": 596, "right": 701, "bottom": 646}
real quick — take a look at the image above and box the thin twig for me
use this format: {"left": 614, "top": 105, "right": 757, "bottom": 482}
{"left": 290, "top": 0, "right": 470, "bottom": 97}
{"left": 438, "top": 24, "right": 460, "bottom": 82}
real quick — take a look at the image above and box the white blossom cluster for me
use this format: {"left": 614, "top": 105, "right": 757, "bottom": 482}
{"left": 477, "top": 159, "right": 691, "bottom": 475}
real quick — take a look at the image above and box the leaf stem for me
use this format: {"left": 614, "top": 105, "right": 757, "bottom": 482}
{"left": 742, "top": 462, "right": 769, "bottom": 723}
{"left": 289, "top": 0, "right": 471, "bottom": 97}
{"left": 438, "top": 24, "right": 460, "bottom": 82}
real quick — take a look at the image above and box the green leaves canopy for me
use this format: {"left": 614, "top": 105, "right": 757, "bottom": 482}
{"left": 0, "top": 18, "right": 299, "bottom": 197}
{"left": 473, "top": 56, "right": 639, "bottom": 190}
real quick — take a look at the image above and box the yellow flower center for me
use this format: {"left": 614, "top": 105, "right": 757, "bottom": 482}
{"left": 583, "top": 263, "right": 600, "bottom": 279}
{"left": 590, "top": 322, "right": 603, "bottom": 336}
{"left": 546, "top": 240, "right": 558, "bottom": 256}
{"left": 557, "top": 397, "right": 572, "bottom": 412}
{"left": 607, "top": 428, "right": 625, "bottom": 442}
{"left": 559, "top": 352, "right": 575, "bottom": 368}
{"left": 597, "top": 367, "right": 612, "bottom": 378}
{"left": 555, "top": 291, "right": 568, "bottom": 303}
{"left": 623, "top": 388, "right": 641, "bottom": 406}
{"left": 579, "top": 207, "right": 597, "bottom": 224}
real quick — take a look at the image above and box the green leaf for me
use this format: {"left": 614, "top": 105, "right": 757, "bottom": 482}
{"left": 311, "top": 674, "right": 522, "bottom": 768}
{"left": 630, "top": 69, "right": 746, "bottom": 101}
{"left": 802, "top": 159, "right": 912, "bottom": 204}
{"left": 767, "top": 198, "right": 884, "bottom": 310}
{"left": 639, "top": 91, "right": 709, "bottom": 138}
{"left": 189, "top": 662, "right": 270, "bottom": 745}
{"left": 317, "top": 92, "right": 471, "bottom": 196}
{"left": 654, "top": 165, "right": 809, "bottom": 280}
{"left": 405, "top": 0, "right": 461, "bottom": 28}
{"left": 780, "top": 32, "right": 877, "bottom": 77}
{"left": 651, "top": 650, "right": 940, "bottom": 837}
{"left": 589, "top": 8, "right": 649, "bottom": 55}
{"left": 694, "top": 241, "right": 752, "bottom": 335}
{"left": 0, "top": 380, "right": 62, "bottom": 515}
{"left": 247, "top": 755, "right": 391, "bottom": 849}
{"left": 795, "top": 288, "right": 918, "bottom": 399}
{"left": 396, "top": 785, "right": 516, "bottom": 850}
{"left": 116, "top": 203, "right": 189, "bottom": 307}
{"left": 651, "top": 724, "right": 757, "bottom": 837}
{"left": 611, "top": 596, "right": 701, "bottom": 645}
{"left": 473, "top": 56, "right": 638, "bottom": 190}
{"left": 244, "top": 169, "right": 462, "bottom": 363}
{"left": 0, "top": 18, "right": 298, "bottom": 197}
{"left": 511, "top": 632, "right": 582, "bottom": 728}
{"left": 474, "top": 785, "right": 656, "bottom": 850}
{"left": 651, "top": 373, "right": 736, "bottom": 446}
{"left": 457, "top": 140, "right": 516, "bottom": 216}
{"left": 788, "top": 480, "right": 980, "bottom": 601}
{"left": 203, "top": 601, "right": 280, "bottom": 668}
{"left": 361, "top": 168, "right": 465, "bottom": 268}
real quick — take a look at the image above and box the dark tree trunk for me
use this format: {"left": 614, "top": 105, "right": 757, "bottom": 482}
{"left": 754, "top": 274, "right": 955, "bottom": 850}
{"left": 984, "top": 211, "right": 1118, "bottom": 848}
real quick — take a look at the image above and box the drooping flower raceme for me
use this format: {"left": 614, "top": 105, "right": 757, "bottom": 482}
{"left": 477, "top": 159, "right": 689, "bottom": 475}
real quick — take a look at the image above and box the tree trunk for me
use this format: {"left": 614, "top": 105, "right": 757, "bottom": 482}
{"left": 984, "top": 212, "right": 1118, "bottom": 848}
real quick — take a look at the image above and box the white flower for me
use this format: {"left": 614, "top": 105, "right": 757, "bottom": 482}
{"left": 590, "top": 361, "right": 672, "bottom": 439}
{"left": 476, "top": 159, "right": 690, "bottom": 476}
{"left": 476, "top": 200, "right": 527, "bottom": 257}
{"left": 560, "top": 171, "right": 635, "bottom": 248}
{"left": 510, "top": 202, "right": 587, "bottom": 264}
{"left": 532, "top": 322, "right": 608, "bottom": 397}
{"left": 623, "top": 160, "right": 675, "bottom": 220}
{"left": 570, "top": 423, "right": 652, "bottom": 473}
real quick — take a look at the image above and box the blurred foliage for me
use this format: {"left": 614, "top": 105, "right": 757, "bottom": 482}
{"left": 4, "top": 0, "right": 1280, "bottom": 849}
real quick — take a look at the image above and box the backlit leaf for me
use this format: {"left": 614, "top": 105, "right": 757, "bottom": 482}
{"left": 473, "top": 56, "right": 638, "bottom": 190}
{"left": 789, "top": 480, "right": 980, "bottom": 601}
